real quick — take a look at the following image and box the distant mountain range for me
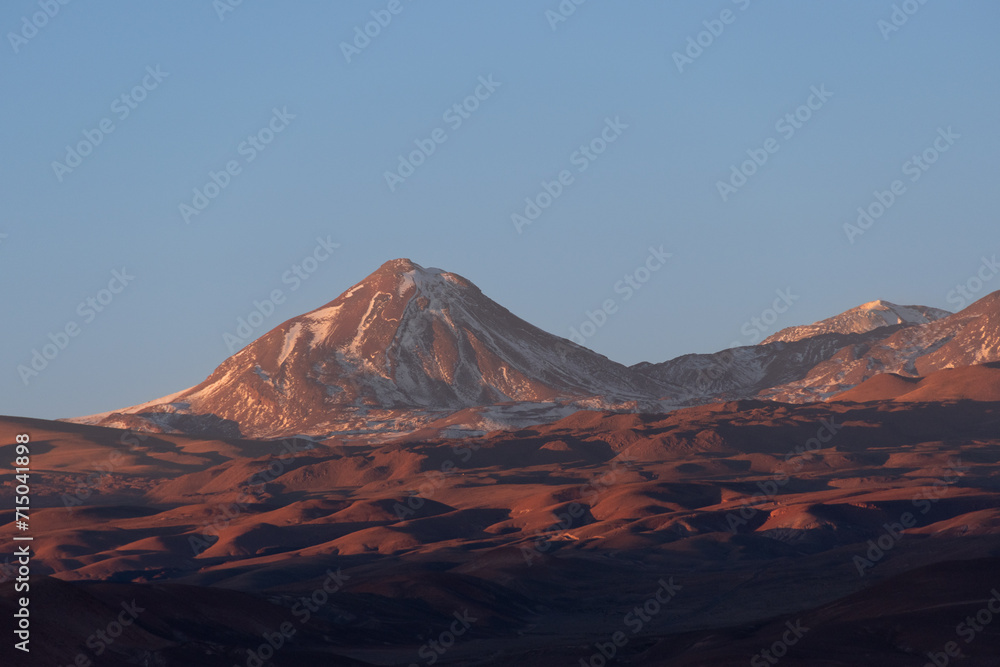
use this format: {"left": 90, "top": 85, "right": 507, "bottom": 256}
{"left": 72, "top": 259, "right": 1000, "bottom": 439}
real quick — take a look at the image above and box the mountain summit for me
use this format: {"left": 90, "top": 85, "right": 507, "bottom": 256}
{"left": 763, "top": 290, "right": 1000, "bottom": 402}
{"left": 762, "top": 300, "right": 950, "bottom": 344}
{"left": 75, "top": 259, "right": 1000, "bottom": 439}
{"left": 87, "top": 259, "right": 662, "bottom": 437}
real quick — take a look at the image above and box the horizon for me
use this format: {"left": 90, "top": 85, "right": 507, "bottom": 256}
{"left": 40, "top": 254, "right": 1000, "bottom": 423}
{"left": 3, "top": 3, "right": 999, "bottom": 420}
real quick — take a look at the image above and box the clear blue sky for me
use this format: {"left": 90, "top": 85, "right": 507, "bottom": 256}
{"left": 2, "top": 2, "right": 998, "bottom": 419}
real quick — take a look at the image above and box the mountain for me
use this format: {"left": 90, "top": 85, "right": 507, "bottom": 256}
{"left": 634, "top": 297, "right": 998, "bottom": 406}
{"left": 630, "top": 299, "right": 953, "bottom": 404}
{"left": 631, "top": 328, "right": 914, "bottom": 404}
{"left": 81, "top": 259, "right": 669, "bottom": 438}
{"left": 72, "top": 257, "right": 1000, "bottom": 439}
{"left": 762, "top": 299, "right": 950, "bottom": 344}
{"left": 762, "top": 291, "right": 1000, "bottom": 402}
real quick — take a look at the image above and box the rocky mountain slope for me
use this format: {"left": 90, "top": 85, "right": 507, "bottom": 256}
{"left": 71, "top": 259, "right": 1000, "bottom": 438}
{"left": 763, "top": 291, "right": 1000, "bottom": 402}
{"left": 761, "top": 299, "right": 950, "bottom": 344}
{"left": 79, "top": 259, "right": 671, "bottom": 438}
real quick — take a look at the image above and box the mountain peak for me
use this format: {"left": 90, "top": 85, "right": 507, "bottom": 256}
{"left": 369, "top": 258, "right": 476, "bottom": 295}
{"left": 763, "top": 299, "right": 951, "bottom": 345}
{"left": 376, "top": 258, "right": 424, "bottom": 274}
{"left": 86, "top": 258, "right": 660, "bottom": 438}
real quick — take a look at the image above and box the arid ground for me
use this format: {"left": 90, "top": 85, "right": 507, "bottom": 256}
{"left": 5, "top": 369, "right": 1000, "bottom": 665}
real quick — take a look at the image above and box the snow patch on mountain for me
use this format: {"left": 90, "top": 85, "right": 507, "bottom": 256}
{"left": 763, "top": 300, "right": 950, "bottom": 344}
{"left": 67, "top": 257, "right": 997, "bottom": 441}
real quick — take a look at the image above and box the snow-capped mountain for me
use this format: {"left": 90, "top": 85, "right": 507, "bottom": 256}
{"left": 631, "top": 328, "right": 912, "bottom": 404}
{"left": 72, "top": 258, "right": 1000, "bottom": 439}
{"left": 762, "top": 291, "right": 1000, "bottom": 402}
{"left": 83, "top": 259, "right": 669, "bottom": 438}
{"left": 630, "top": 299, "right": 954, "bottom": 404}
{"left": 762, "top": 300, "right": 950, "bottom": 344}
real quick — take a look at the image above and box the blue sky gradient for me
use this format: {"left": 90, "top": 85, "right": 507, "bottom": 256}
{"left": 2, "top": 1, "right": 998, "bottom": 419}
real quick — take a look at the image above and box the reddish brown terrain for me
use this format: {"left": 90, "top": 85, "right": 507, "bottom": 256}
{"left": 4, "top": 392, "right": 1000, "bottom": 665}
{"left": 834, "top": 361, "right": 1000, "bottom": 403}
{"left": 5, "top": 262, "right": 1000, "bottom": 665}
{"left": 77, "top": 260, "right": 668, "bottom": 440}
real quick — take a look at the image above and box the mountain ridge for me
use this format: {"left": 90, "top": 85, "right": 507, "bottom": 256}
{"left": 70, "top": 259, "right": 1000, "bottom": 439}
{"left": 79, "top": 259, "right": 671, "bottom": 438}
{"left": 762, "top": 299, "right": 950, "bottom": 344}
